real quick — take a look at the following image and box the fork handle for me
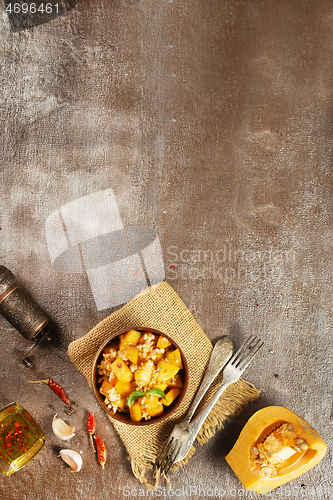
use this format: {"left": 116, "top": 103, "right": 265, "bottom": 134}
{"left": 175, "top": 378, "right": 233, "bottom": 463}
{"left": 184, "top": 337, "right": 233, "bottom": 422}
{"left": 188, "top": 378, "right": 232, "bottom": 434}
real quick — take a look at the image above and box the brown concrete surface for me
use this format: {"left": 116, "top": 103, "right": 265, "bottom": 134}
{"left": 0, "top": 0, "right": 332, "bottom": 498}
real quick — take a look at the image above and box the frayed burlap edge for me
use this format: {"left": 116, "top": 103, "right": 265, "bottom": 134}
{"left": 115, "top": 378, "right": 260, "bottom": 488}
{"left": 68, "top": 281, "right": 261, "bottom": 488}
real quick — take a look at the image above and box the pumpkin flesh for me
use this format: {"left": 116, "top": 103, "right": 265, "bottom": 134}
{"left": 225, "top": 406, "right": 327, "bottom": 494}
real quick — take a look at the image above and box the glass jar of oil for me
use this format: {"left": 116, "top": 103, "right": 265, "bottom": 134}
{"left": 0, "top": 402, "right": 46, "bottom": 475}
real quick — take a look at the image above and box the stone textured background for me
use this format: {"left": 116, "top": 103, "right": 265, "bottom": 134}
{"left": 0, "top": 0, "right": 332, "bottom": 498}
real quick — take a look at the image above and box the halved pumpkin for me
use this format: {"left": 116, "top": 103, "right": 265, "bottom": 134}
{"left": 225, "top": 406, "right": 327, "bottom": 494}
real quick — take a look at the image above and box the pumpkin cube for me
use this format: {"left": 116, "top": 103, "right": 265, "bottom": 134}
{"left": 121, "top": 344, "right": 139, "bottom": 364}
{"left": 100, "top": 381, "right": 126, "bottom": 408}
{"left": 100, "top": 379, "right": 116, "bottom": 398}
{"left": 130, "top": 400, "right": 142, "bottom": 422}
{"left": 153, "top": 382, "right": 168, "bottom": 392}
{"left": 156, "top": 359, "right": 179, "bottom": 382}
{"left": 109, "top": 373, "right": 118, "bottom": 386}
{"left": 119, "top": 330, "right": 141, "bottom": 348}
{"left": 115, "top": 380, "right": 136, "bottom": 398}
{"left": 140, "top": 395, "right": 164, "bottom": 417}
{"left": 146, "top": 404, "right": 163, "bottom": 417}
{"left": 166, "top": 373, "right": 183, "bottom": 389}
{"left": 156, "top": 336, "right": 172, "bottom": 349}
{"left": 111, "top": 358, "right": 133, "bottom": 383}
{"left": 166, "top": 349, "right": 183, "bottom": 369}
{"left": 134, "top": 360, "right": 155, "bottom": 387}
{"left": 162, "top": 388, "right": 181, "bottom": 406}
{"left": 116, "top": 395, "right": 126, "bottom": 408}
{"left": 225, "top": 406, "right": 327, "bottom": 494}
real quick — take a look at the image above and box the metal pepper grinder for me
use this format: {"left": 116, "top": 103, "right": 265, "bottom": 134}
{"left": 0, "top": 265, "right": 52, "bottom": 367}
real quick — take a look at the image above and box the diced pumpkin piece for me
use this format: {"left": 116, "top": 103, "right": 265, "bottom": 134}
{"left": 134, "top": 360, "right": 155, "bottom": 387}
{"left": 153, "top": 382, "right": 168, "bottom": 392}
{"left": 100, "top": 379, "right": 117, "bottom": 397}
{"left": 146, "top": 404, "right": 163, "bottom": 417}
{"left": 111, "top": 358, "right": 133, "bottom": 383}
{"left": 130, "top": 400, "right": 142, "bottom": 422}
{"left": 156, "top": 359, "right": 179, "bottom": 382}
{"left": 119, "top": 330, "right": 141, "bottom": 348}
{"left": 166, "top": 349, "right": 183, "bottom": 369}
{"left": 145, "top": 403, "right": 163, "bottom": 417}
{"left": 225, "top": 406, "right": 327, "bottom": 494}
{"left": 115, "top": 380, "right": 136, "bottom": 398}
{"left": 116, "top": 396, "right": 126, "bottom": 408}
{"left": 151, "top": 350, "right": 164, "bottom": 362}
{"left": 105, "top": 372, "right": 118, "bottom": 387}
{"left": 162, "top": 388, "right": 181, "bottom": 406}
{"left": 140, "top": 395, "right": 164, "bottom": 417}
{"left": 100, "top": 381, "right": 125, "bottom": 408}
{"left": 121, "top": 344, "right": 139, "bottom": 364}
{"left": 156, "top": 336, "right": 172, "bottom": 349}
{"left": 166, "top": 373, "right": 183, "bottom": 389}
{"left": 138, "top": 394, "right": 159, "bottom": 407}
{"left": 106, "top": 389, "right": 126, "bottom": 409}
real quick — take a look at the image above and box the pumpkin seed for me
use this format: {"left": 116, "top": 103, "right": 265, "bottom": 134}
{"left": 300, "top": 442, "right": 309, "bottom": 451}
{"left": 261, "top": 466, "right": 277, "bottom": 476}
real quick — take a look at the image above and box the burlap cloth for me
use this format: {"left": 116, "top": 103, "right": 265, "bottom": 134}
{"left": 68, "top": 281, "right": 260, "bottom": 487}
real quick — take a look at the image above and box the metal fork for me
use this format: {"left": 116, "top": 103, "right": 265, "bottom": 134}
{"left": 155, "top": 337, "right": 233, "bottom": 475}
{"left": 155, "top": 335, "right": 264, "bottom": 475}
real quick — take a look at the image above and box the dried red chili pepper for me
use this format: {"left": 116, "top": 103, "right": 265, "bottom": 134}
{"left": 87, "top": 412, "right": 96, "bottom": 452}
{"left": 93, "top": 435, "right": 106, "bottom": 469}
{"left": 28, "top": 378, "right": 71, "bottom": 405}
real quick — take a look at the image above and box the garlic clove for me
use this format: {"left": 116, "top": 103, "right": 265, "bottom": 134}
{"left": 59, "top": 449, "right": 82, "bottom": 472}
{"left": 52, "top": 415, "right": 75, "bottom": 441}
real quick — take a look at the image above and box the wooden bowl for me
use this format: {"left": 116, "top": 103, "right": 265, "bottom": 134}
{"left": 92, "top": 327, "right": 189, "bottom": 426}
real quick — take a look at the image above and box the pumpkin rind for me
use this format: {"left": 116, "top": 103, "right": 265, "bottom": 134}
{"left": 225, "top": 406, "right": 327, "bottom": 494}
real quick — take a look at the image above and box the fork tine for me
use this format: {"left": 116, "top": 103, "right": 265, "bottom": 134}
{"left": 162, "top": 440, "right": 183, "bottom": 475}
{"left": 155, "top": 335, "right": 264, "bottom": 476}
{"left": 229, "top": 334, "right": 256, "bottom": 366}
{"left": 237, "top": 339, "right": 264, "bottom": 371}
{"left": 155, "top": 436, "right": 174, "bottom": 470}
